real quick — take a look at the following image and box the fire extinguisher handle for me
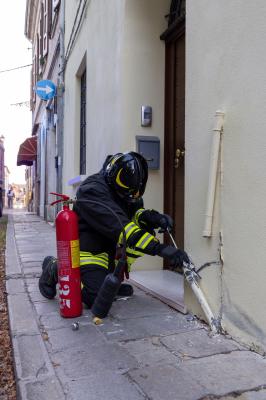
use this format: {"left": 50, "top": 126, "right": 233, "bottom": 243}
{"left": 50, "top": 192, "right": 70, "bottom": 206}
{"left": 50, "top": 198, "right": 65, "bottom": 206}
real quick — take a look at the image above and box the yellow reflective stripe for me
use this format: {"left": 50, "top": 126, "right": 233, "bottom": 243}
{"left": 126, "top": 257, "right": 135, "bottom": 268}
{"left": 119, "top": 222, "right": 140, "bottom": 244}
{"left": 126, "top": 248, "right": 143, "bottom": 257}
{"left": 133, "top": 208, "right": 145, "bottom": 225}
{"left": 80, "top": 259, "right": 108, "bottom": 269}
{"left": 80, "top": 256, "right": 108, "bottom": 263}
{"left": 126, "top": 226, "right": 140, "bottom": 240}
{"left": 124, "top": 222, "right": 138, "bottom": 237}
{"left": 80, "top": 251, "right": 108, "bottom": 261}
{"left": 135, "top": 232, "right": 155, "bottom": 250}
{"left": 79, "top": 251, "right": 109, "bottom": 269}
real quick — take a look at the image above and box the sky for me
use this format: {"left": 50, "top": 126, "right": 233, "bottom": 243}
{"left": 0, "top": 0, "right": 32, "bottom": 184}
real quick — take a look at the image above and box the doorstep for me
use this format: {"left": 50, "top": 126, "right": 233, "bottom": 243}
{"left": 129, "top": 269, "right": 186, "bottom": 314}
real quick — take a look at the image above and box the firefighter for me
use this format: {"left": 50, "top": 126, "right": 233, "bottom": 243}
{"left": 39, "top": 151, "right": 189, "bottom": 308}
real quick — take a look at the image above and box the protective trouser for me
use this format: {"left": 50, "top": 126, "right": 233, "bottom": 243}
{"left": 79, "top": 252, "right": 133, "bottom": 308}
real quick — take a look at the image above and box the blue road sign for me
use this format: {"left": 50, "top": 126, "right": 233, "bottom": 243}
{"left": 35, "top": 80, "right": 56, "bottom": 101}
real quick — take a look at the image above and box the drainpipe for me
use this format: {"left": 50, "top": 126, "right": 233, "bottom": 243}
{"left": 202, "top": 111, "right": 225, "bottom": 237}
{"left": 56, "top": 0, "right": 65, "bottom": 199}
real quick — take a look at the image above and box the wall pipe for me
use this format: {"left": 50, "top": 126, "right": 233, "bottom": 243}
{"left": 202, "top": 111, "right": 225, "bottom": 237}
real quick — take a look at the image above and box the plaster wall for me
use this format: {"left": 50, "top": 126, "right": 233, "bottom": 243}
{"left": 121, "top": 0, "right": 169, "bottom": 270}
{"left": 63, "top": 0, "right": 169, "bottom": 270}
{"left": 63, "top": 0, "right": 125, "bottom": 193}
{"left": 186, "top": 0, "right": 266, "bottom": 351}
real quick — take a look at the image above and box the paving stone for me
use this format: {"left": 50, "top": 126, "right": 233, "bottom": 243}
{"left": 21, "top": 377, "right": 65, "bottom": 400}
{"left": 50, "top": 341, "right": 138, "bottom": 379}
{"left": 63, "top": 371, "right": 145, "bottom": 400}
{"left": 219, "top": 390, "right": 266, "bottom": 399}
{"left": 109, "top": 291, "right": 177, "bottom": 319}
{"left": 6, "top": 277, "right": 25, "bottom": 294}
{"left": 97, "top": 312, "right": 200, "bottom": 342}
{"left": 20, "top": 261, "right": 42, "bottom": 268}
{"left": 13, "top": 334, "right": 53, "bottom": 379}
{"left": 21, "top": 257, "right": 44, "bottom": 263}
{"left": 5, "top": 224, "right": 21, "bottom": 275}
{"left": 7, "top": 212, "right": 266, "bottom": 400}
{"left": 128, "top": 352, "right": 266, "bottom": 400}
{"left": 120, "top": 336, "right": 180, "bottom": 366}
{"left": 45, "top": 324, "right": 105, "bottom": 353}
{"left": 23, "top": 266, "right": 42, "bottom": 276}
{"left": 25, "top": 277, "right": 40, "bottom": 292}
{"left": 29, "top": 291, "right": 51, "bottom": 303}
{"left": 160, "top": 328, "right": 244, "bottom": 358}
{"left": 34, "top": 299, "right": 60, "bottom": 315}
{"left": 40, "top": 309, "right": 92, "bottom": 330}
{"left": 8, "top": 293, "right": 39, "bottom": 334}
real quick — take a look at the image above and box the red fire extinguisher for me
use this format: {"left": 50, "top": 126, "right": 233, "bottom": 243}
{"left": 51, "top": 193, "right": 82, "bottom": 318}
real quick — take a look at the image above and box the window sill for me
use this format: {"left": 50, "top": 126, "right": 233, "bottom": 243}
{"left": 67, "top": 175, "right": 87, "bottom": 187}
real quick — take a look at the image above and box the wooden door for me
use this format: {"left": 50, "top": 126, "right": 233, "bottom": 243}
{"left": 162, "top": 21, "right": 185, "bottom": 257}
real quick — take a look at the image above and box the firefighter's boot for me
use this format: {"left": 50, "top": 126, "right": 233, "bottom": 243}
{"left": 39, "top": 256, "right": 58, "bottom": 299}
{"left": 117, "top": 283, "right": 134, "bottom": 297}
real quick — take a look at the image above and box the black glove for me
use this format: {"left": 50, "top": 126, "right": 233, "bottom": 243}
{"left": 139, "top": 210, "right": 173, "bottom": 233}
{"left": 155, "top": 244, "right": 190, "bottom": 267}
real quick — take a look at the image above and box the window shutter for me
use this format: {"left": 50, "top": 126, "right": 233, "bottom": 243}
{"left": 43, "top": 0, "right": 49, "bottom": 56}
{"left": 38, "top": 4, "right": 44, "bottom": 74}
{"left": 53, "top": 0, "right": 60, "bottom": 10}
{"left": 32, "top": 54, "right": 37, "bottom": 104}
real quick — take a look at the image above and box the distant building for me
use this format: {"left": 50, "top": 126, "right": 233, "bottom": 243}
{"left": 0, "top": 135, "right": 5, "bottom": 215}
{"left": 24, "top": 0, "right": 63, "bottom": 221}
{"left": 4, "top": 165, "right": 10, "bottom": 208}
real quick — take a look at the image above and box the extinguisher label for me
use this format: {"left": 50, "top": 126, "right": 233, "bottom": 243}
{"left": 57, "top": 241, "right": 70, "bottom": 268}
{"left": 70, "top": 239, "right": 80, "bottom": 268}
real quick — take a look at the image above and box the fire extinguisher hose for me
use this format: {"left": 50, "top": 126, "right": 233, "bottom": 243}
{"left": 74, "top": 199, "right": 127, "bottom": 263}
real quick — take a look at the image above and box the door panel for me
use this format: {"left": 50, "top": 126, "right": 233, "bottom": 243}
{"left": 163, "top": 24, "right": 185, "bottom": 263}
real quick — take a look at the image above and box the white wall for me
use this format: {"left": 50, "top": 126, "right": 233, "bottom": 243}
{"left": 63, "top": 0, "right": 125, "bottom": 194}
{"left": 63, "top": 0, "right": 169, "bottom": 270}
{"left": 186, "top": 0, "right": 266, "bottom": 351}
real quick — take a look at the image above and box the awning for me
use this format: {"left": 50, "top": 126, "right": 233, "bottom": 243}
{"left": 17, "top": 136, "right": 37, "bottom": 166}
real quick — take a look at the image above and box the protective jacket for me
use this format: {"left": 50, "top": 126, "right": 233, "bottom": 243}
{"left": 73, "top": 170, "right": 160, "bottom": 271}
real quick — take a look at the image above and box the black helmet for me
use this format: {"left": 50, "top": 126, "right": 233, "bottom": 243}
{"left": 104, "top": 152, "right": 148, "bottom": 202}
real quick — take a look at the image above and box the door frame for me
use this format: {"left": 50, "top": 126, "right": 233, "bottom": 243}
{"left": 161, "top": 19, "right": 185, "bottom": 254}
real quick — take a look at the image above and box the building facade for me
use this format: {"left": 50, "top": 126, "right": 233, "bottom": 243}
{"left": 24, "top": 0, "right": 63, "bottom": 220}
{"left": 25, "top": 0, "right": 266, "bottom": 353}
{"left": 185, "top": 0, "right": 266, "bottom": 352}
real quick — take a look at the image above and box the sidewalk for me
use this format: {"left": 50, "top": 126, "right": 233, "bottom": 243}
{"left": 5, "top": 210, "right": 266, "bottom": 400}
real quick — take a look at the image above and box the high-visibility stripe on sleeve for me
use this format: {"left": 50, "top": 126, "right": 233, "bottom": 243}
{"left": 126, "top": 248, "right": 144, "bottom": 258}
{"left": 133, "top": 208, "right": 145, "bottom": 226}
{"left": 135, "top": 232, "right": 155, "bottom": 250}
{"left": 118, "top": 221, "right": 140, "bottom": 244}
{"left": 126, "top": 248, "right": 144, "bottom": 269}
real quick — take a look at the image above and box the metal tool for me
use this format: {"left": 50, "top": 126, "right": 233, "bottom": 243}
{"left": 71, "top": 322, "right": 79, "bottom": 331}
{"left": 167, "top": 229, "right": 220, "bottom": 334}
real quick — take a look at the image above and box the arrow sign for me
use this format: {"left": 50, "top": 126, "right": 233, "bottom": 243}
{"left": 35, "top": 79, "right": 56, "bottom": 101}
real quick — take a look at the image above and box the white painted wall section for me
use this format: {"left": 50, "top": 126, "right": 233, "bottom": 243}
{"left": 186, "top": 0, "right": 266, "bottom": 351}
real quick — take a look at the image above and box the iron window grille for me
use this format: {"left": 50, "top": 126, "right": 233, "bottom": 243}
{"left": 80, "top": 69, "right": 86, "bottom": 175}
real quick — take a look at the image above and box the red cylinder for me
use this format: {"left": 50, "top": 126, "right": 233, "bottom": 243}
{"left": 55, "top": 204, "right": 82, "bottom": 318}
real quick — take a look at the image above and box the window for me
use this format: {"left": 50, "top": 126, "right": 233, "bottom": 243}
{"left": 167, "top": 0, "right": 186, "bottom": 26}
{"left": 51, "top": 0, "right": 60, "bottom": 36}
{"left": 38, "top": 3, "right": 44, "bottom": 74}
{"left": 53, "top": 0, "right": 60, "bottom": 11}
{"left": 80, "top": 70, "right": 86, "bottom": 175}
{"left": 43, "top": 0, "right": 51, "bottom": 56}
